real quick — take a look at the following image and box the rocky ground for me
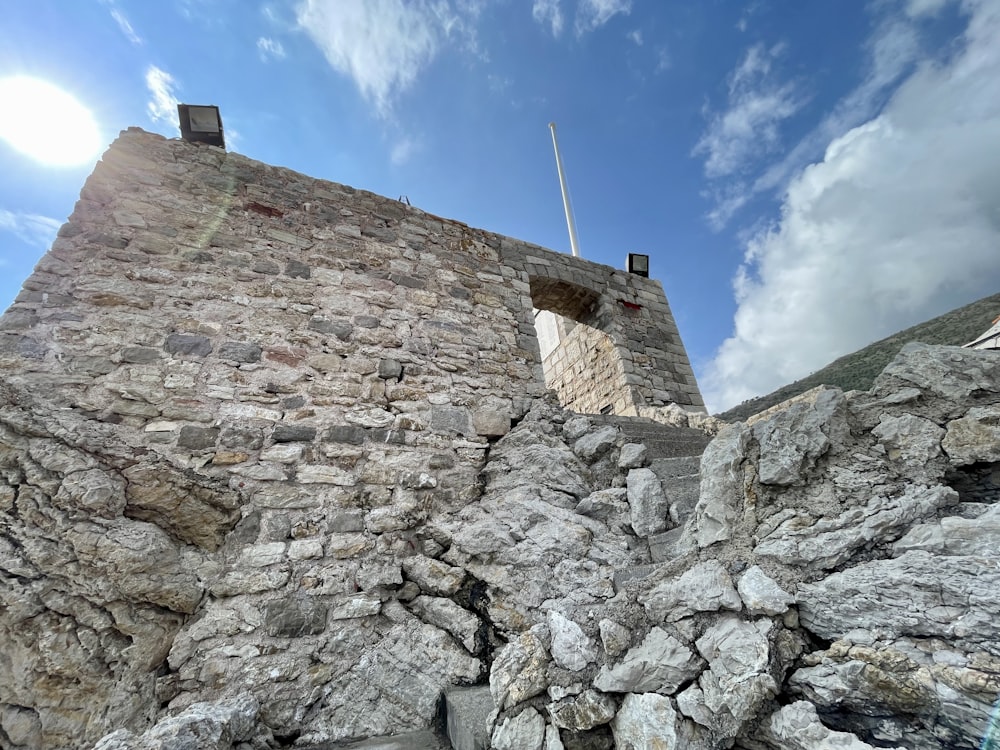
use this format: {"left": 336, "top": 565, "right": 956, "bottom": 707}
{"left": 2, "top": 343, "right": 1000, "bottom": 749}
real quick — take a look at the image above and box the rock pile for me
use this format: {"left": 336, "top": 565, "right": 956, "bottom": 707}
{"left": 3, "top": 342, "right": 1000, "bottom": 749}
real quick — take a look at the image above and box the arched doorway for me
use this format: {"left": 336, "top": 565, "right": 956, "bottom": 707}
{"left": 529, "top": 277, "right": 632, "bottom": 415}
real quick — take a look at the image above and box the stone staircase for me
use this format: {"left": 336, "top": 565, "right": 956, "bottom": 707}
{"left": 323, "top": 415, "right": 713, "bottom": 750}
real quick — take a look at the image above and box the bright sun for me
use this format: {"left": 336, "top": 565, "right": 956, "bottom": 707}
{"left": 0, "top": 76, "right": 103, "bottom": 167}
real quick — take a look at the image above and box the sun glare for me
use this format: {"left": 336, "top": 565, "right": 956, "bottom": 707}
{"left": 0, "top": 76, "right": 103, "bottom": 167}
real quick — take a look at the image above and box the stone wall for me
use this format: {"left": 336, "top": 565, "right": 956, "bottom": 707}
{"left": 542, "top": 320, "right": 626, "bottom": 414}
{"left": 0, "top": 127, "right": 702, "bottom": 748}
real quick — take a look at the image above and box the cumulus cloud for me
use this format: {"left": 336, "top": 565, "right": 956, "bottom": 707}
{"left": 296, "top": 0, "right": 484, "bottom": 116}
{"left": 0, "top": 210, "right": 61, "bottom": 249}
{"left": 702, "top": 0, "right": 1000, "bottom": 413}
{"left": 257, "top": 36, "right": 286, "bottom": 61}
{"left": 576, "top": 0, "right": 632, "bottom": 34}
{"left": 694, "top": 43, "right": 805, "bottom": 180}
{"left": 145, "top": 66, "right": 180, "bottom": 130}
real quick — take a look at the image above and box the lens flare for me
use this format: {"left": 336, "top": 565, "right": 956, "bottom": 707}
{"left": 0, "top": 76, "right": 103, "bottom": 167}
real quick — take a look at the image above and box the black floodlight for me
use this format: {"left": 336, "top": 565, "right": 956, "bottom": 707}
{"left": 627, "top": 253, "right": 649, "bottom": 277}
{"left": 177, "top": 104, "right": 225, "bottom": 149}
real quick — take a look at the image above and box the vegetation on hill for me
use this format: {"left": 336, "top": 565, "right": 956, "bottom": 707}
{"left": 718, "top": 292, "right": 1000, "bottom": 423}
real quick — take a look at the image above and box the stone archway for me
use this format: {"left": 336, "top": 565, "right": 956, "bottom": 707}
{"left": 528, "top": 277, "right": 633, "bottom": 415}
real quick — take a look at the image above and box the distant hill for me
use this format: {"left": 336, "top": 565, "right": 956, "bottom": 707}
{"left": 718, "top": 292, "right": 1000, "bottom": 423}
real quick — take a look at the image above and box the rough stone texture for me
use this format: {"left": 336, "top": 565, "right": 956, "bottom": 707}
{"left": 626, "top": 467, "right": 670, "bottom": 537}
{"left": 610, "top": 692, "right": 678, "bottom": 749}
{"left": 2, "top": 129, "right": 999, "bottom": 750}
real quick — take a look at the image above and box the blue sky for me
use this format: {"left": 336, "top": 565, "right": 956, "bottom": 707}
{"left": 1, "top": 0, "right": 998, "bottom": 413}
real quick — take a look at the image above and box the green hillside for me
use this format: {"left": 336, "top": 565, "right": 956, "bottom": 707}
{"left": 718, "top": 292, "right": 1000, "bottom": 423}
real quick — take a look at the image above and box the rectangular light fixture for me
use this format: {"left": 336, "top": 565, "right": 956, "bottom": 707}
{"left": 627, "top": 253, "right": 649, "bottom": 277}
{"left": 177, "top": 104, "right": 225, "bottom": 149}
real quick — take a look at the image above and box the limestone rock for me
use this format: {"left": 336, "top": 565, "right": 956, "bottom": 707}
{"left": 493, "top": 708, "right": 546, "bottom": 750}
{"left": 409, "top": 596, "right": 481, "bottom": 654}
{"left": 546, "top": 690, "right": 616, "bottom": 731}
{"left": 737, "top": 565, "right": 794, "bottom": 616}
{"left": 943, "top": 406, "right": 1000, "bottom": 465}
{"left": 491, "top": 626, "right": 551, "bottom": 711}
{"left": 593, "top": 627, "right": 702, "bottom": 694}
{"left": 753, "top": 700, "right": 906, "bottom": 750}
{"left": 548, "top": 611, "right": 597, "bottom": 672}
{"left": 751, "top": 389, "right": 848, "bottom": 486}
{"left": 597, "top": 619, "right": 631, "bottom": 658}
{"left": 798, "top": 551, "right": 1000, "bottom": 655}
{"left": 611, "top": 692, "right": 678, "bottom": 749}
{"left": 90, "top": 695, "right": 263, "bottom": 750}
{"left": 627, "top": 467, "right": 670, "bottom": 537}
{"left": 401, "top": 554, "right": 466, "bottom": 596}
{"left": 677, "top": 616, "right": 777, "bottom": 735}
{"left": 643, "top": 560, "right": 742, "bottom": 622}
{"left": 573, "top": 426, "right": 619, "bottom": 463}
{"left": 691, "top": 423, "right": 749, "bottom": 548}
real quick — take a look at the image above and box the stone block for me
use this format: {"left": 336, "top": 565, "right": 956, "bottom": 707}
{"left": 218, "top": 341, "right": 262, "bottom": 363}
{"left": 272, "top": 424, "right": 317, "bottom": 442}
{"left": 263, "top": 600, "right": 328, "bottom": 637}
{"left": 177, "top": 426, "right": 220, "bottom": 450}
{"left": 164, "top": 333, "right": 212, "bottom": 357}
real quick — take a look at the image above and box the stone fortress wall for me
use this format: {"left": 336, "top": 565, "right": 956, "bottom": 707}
{"left": 0, "top": 127, "right": 702, "bottom": 747}
{"left": 0, "top": 127, "right": 702, "bottom": 430}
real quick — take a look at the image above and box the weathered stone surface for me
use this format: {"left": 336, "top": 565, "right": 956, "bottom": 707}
{"left": 943, "top": 406, "right": 1000, "bottom": 465}
{"left": 7, "top": 126, "right": 1000, "bottom": 750}
{"left": 573, "top": 426, "right": 618, "bottom": 462}
{"left": 737, "top": 565, "right": 794, "bottom": 616}
{"left": 627, "top": 467, "right": 670, "bottom": 537}
{"left": 611, "top": 692, "right": 678, "bottom": 749}
{"left": 751, "top": 389, "right": 848, "bottom": 486}
{"left": 90, "top": 695, "right": 263, "bottom": 750}
{"left": 492, "top": 707, "right": 545, "bottom": 750}
{"left": 548, "top": 610, "right": 597, "bottom": 672}
{"left": 643, "top": 560, "right": 742, "bottom": 622}
{"left": 163, "top": 333, "right": 212, "bottom": 357}
{"left": 598, "top": 619, "right": 631, "bottom": 658}
{"left": 618, "top": 442, "right": 647, "bottom": 469}
{"left": 593, "top": 627, "right": 701, "bottom": 693}
{"left": 753, "top": 701, "right": 906, "bottom": 750}
{"left": 491, "top": 626, "right": 551, "bottom": 711}
{"left": 690, "top": 423, "right": 749, "bottom": 548}
{"left": 546, "top": 690, "right": 616, "bottom": 731}
{"left": 409, "top": 596, "right": 481, "bottom": 653}
{"left": 798, "top": 551, "right": 1000, "bottom": 655}
{"left": 402, "top": 554, "right": 466, "bottom": 596}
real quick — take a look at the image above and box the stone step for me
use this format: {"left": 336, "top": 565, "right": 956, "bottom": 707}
{"left": 613, "top": 563, "right": 661, "bottom": 591}
{"left": 650, "top": 455, "right": 701, "bottom": 479}
{"left": 445, "top": 686, "right": 494, "bottom": 750}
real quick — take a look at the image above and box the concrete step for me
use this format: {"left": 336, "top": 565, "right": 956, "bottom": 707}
{"left": 445, "top": 686, "right": 494, "bottom": 750}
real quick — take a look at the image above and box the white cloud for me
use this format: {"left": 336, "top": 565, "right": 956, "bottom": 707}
{"left": 628, "top": 29, "right": 642, "bottom": 46}
{"left": 532, "top": 0, "right": 564, "bottom": 37}
{"left": 702, "top": 0, "right": 1000, "bottom": 413}
{"left": 576, "top": 0, "right": 632, "bottom": 35}
{"left": 257, "top": 36, "right": 287, "bottom": 61}
{"left": 145, "top": 66, "right": 180, "bottom": 130}
{"left": 694, "top": 43, "right": 805, "bottom": 180}
{"left": 655, "top": 46, "right": 671, "bottom": 73}
{"left": 110, "top": 7, "right": 143, "bottom": 45}
{"left": 296, "top": 0, "right": 484, "bottom": 117}
{"left": 0, "top": 210, "right": 61, "bottom": 249}
{"left": 390, "top": 135, "right": 418, "bottom": 165}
